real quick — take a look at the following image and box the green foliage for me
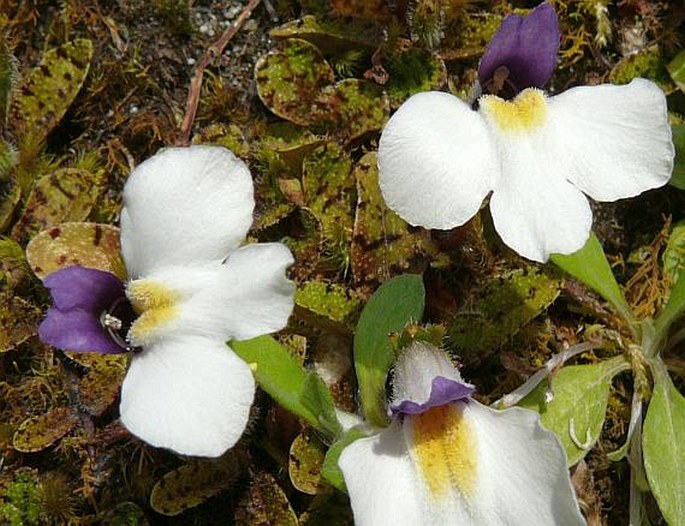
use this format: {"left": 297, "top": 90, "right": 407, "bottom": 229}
{"left": 0, "top": 469, "right": 42, "bottom": 526}
{"left": 321, "top": 427, "right": 366, "bottom": 492}
{"left": 270, "top": 15, "right": 382, "bottom": 53}
{"left": 667, "top": 49, "right": 685, "bottom": 92}
{"left": 551, "top": 233, "right": 636, "bottom": 327}
{"left": 643, "top": 364, "right": 685, "bottom": 526}
{"left": 519, "top": 357, "right": 629, "bottom": 465}
{"left": 296, "top": 280, "right": 361, "bottom": 324}
{"left": 669, "top": 124, "right": 685, "bottom": 190}
{"left": 353, "top": 274, "right": 425, "bottom": 427}
{"left": 232, "top": 336, "right": 340, "bottom": 437}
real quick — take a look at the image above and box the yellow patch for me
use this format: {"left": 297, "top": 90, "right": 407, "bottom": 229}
{"left": 127, "top": 280, "right": 179, "bottom": 346}
{"left": 480, "top": 88, "right": 547, "bottom": 132}
{"left": 411, "top": 404, "right": 478, "bottom": 499}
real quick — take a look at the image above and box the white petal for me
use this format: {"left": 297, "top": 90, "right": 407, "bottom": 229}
{"left": 489, "top": 137, "right": 592, "bottom": 262}
{"left": 121, "top": 145, "right": 254, "bottom": 278}
{"left": 120, "top": 336, "right": 255, "bottom": 457}
{"left": 135, "top": 243, "right": 294, "bottom": 344}
{"left": 548, "top": 78, "right": 674, "bottom": 201}
{"left": 461, "top": 402, "right": 587, "bottom": 525}
{"left": 392, "top": 340, "right": 468, "bottom": 405}
{"left": 338, "top": 422, "right": 425, "bottom": 526}
{"left": 378, "top": 91, "right": 498, "bottom": 230}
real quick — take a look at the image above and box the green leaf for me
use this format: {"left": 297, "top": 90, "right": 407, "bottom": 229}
{"left": 667, "top": 49, "right": 685, "bottom": 92}
{"left": 353, "top": 274, "right": 425, "bottom": 427}
{"left": 551, "top": 233, "right": 636, "bottom": 327}
{"left": 232, "top": 336, "right": 339, "bottom": 437}
{"left": 321, "top": 427, "right": 367, "bottom": 492}
{"left": 518, "top": 357, "right": 629, "bottom": 465}
{"left": 643, "top": 365, "right": 685, "bottom": 526}
{"left": 655, "top": 266, "right": 685, "bottom": 339}
{"left": 669, "top": 124, "right": 685, "bottom": 190}
{"left": 662, "top": 218, "right": 685, "bottom": 285}
{"left": 288, "top": 430, "right": 326, "bottom": 495}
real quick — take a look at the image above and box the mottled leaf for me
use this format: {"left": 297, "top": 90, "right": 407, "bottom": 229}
{"left": 302, "top": 143, "right": 355, "bottom": 266}
{"left": 352, "top": 152, "right": 433, "bottom": 291}
{"left": 255, "top": 38, "right": 334, "bottom": 126}
{"left": 295, "top": 280, "right": 361, "bottom": 324}
{"left": 643, "top": 365, "right": 685, "bottom": 526}
{"left": 385, "top": 49, "right": 447, "bottom": 108}
{"left": 270, "top": 15, "right": 382, "bottom": 52}
{"left": 450, "top": 268, "right": 562, "bottom": 356}
{"left": 26, "top": 222, "right": 123, "bottom": 280}
{"left": 10, "top": 39, "right": 93, "bottom": 140}
{"left": 519, "top": 357, "right": 628, "bottom": 465}
{"left": 78, "top": 354, "right": 127, "bottom": 416}
{"left": 235, "top": 472, "right": 298, "bottom": 526}
{"left": 13, "top": 407, "right": 79, "bottom": 453}
{"left": 0, "top": 295, "right": 42, "bottom": 353}
{"left": 313, "top": 79, "right": 389, "bottom": 142}
{"left": 150, "top": 457, "right": 239, "bottom": 516}
{"left": 354, "top": 274, "right": 425, "bottom": 427}
{"left": 12, "top": 169, "right": 103, "bottom": 242}
{"left": 289, "top": 430, "right": 326, "bottom": 495}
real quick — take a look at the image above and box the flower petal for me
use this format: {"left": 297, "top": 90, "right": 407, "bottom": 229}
{"left": 119, "top": 336, "right": 255, "bottom": 457}
{"left": 39, "top": 307, "right": 124, "bottom": 354}
{"left": 390, "top": 376, "right": 474, "bottom": 416}
{"left": 460, "top": 402, "right": 586, "bottom": 525}
{"left": 391, "top": 341, "right": 472, "bottom": 413}
{"left": 120, "top": 145, "right": 254, "bottom": 278}
{"left": 43, "top": 266, "right": 124, "bottom": 312}
{"left": 378, "top": 91, "right": 497, "bottom": 230}
{"left": 338, "top": 422, "right": 425, "bottom": 526}
{"left": 478, "top": 2, "right": 559, "bottom": 93}
{"left": 126, "top": 243, "right": 294, "bottom": 347}
{"left": 548, "top": 78, "right": 674, "bottom": 201}
{"left": 489, "top": 137, "right": 592, "bottom": 262}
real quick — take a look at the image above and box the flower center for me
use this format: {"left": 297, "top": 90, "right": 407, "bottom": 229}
{"left": 126, "top": 280, "right": 179, "bottom": 347}
{"left": 479, "top": 88, "right": 547, "bottom": 132}
{"left": 410, "top": 404, "right": 478, "bottom": 500}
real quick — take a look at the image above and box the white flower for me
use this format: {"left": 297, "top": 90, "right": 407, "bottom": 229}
{"left": 378, "top": 78, "right": 674, "bottom": 262}
{"left": 118, "top": 145, "right": 295, "bottom": 457}
{"left": 338, "top": 342, "right": 586, "bottom": 525}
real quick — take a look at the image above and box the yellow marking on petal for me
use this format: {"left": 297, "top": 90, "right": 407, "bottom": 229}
{"left": 127, "top": 280, "right": 179, "bottom": 346}
{"left": 480, "top": 88, "right": 547, "bottom": 133}
{"left": 411, "top": 405, "right": 478, "bottom": 499}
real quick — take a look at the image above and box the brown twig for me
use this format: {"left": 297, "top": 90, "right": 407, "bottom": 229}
{"left": 176, "top": 0, "right": 262, "bottom": 146}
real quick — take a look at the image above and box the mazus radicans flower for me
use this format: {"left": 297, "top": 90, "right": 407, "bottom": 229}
{"left": 338, "top": 342, "right": 586, "bottom": 526}
{"left": 38, "top": 145, "right": 295, "bottom": 457}
{"left": 378, "top": 2, "right": 674, "bottom": 262}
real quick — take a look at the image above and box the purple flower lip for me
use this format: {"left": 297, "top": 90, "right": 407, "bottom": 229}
{"left": 389, "top": 376, "right": 475, "bottom": 416}
{"left": 38, "top": 266, "right": 136, "bottom": 355}
{"left": 478, "top": 2, "right": 560, "bottom": 98}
